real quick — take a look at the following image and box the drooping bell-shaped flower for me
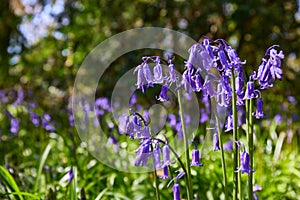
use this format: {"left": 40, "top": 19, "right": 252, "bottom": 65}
{"left": 194, "top": 74, "right": 203, "bottom": 92}
{"left": 143, "top": 62, "right": 153, "bottom": 86}
{"left": 236, "top": 151, "right": 255, "bottom": 174}
{"left": 134, "top": 64, "right": 148, "bottom": 93}
{"left": 187, "top": 43, "right": 203, "bottom": 70}
{"left": 168, "top": 58, "right": 177, "bottom": 83}
{"left": 157, "top": 85, "right": 169, "bottom": 102}
{"left": 134, "top": 139, "right": 151, "bottom": 167}
{"left": 225, "top": 114, "right": 233, "bottom": 132}
{"left": 153, "top": 57, "right": 164, "bottom": 83}
{"left": 223, "top": 140, "right": 233, "bottom": 151}
{"left": 172, "top": 183, "right": 181, "bottom": 200}
{"left": 244, "top": 81, "right": 256, "bottom": 99}
{"left": 190, "top": 149, "right": 203, "bottom": 166}
{"left": 160, "top": 165, "right": 169, "bottom": 179}
{"left": 153, "top": 146, "right": 162, "bottom": 170}
{"left": 162, "top": 144, "right": 172, "bottom": 166}
{"left": 213, "top": 133, "right": 220, "bottom": 151}
{"left": 253, "top": 98, "right": 265, "bottom": 119}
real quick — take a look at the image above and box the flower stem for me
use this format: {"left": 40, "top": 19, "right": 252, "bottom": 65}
{"left": 151, "top": 144, "right": 161, "bottom": 200}
{"left": 153, "top": 168, "right": 161, "bottom": 200}
{"left": 230, "top": 70, "right": 239, "bottom": 200}
{"left": 212, "top": 99, "right": 228, "bottom": 200}
{"left": 177, "top": 89, "right": 193, "bottom": 200}
{"left": 248, "top": 98, "right": 254, "bottom": 200}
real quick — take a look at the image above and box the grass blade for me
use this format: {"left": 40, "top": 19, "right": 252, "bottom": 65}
{"left": 33, "top": 143, "right": 52, "bottom": 193}
{"left": 0, "top": 165, "right": 24, "bottom": 200}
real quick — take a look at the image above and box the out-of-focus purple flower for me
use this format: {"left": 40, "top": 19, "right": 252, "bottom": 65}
{"left": 160, "top": 165, "right": 169, "bottom": 179}
{"left": 274, "top": 114, "right": 282, "bottom": 125}
{"left": 67, "top": 109, "right": 75, "bottom": 126}
{"left": 287, "top": 96, "right": 297, "bottom": 104}
{"left": 225, "top": 115, "right": 233, "bottom": 132}
{"left": 95, "top": 97, "right": 111, "bottom": 111}
{"left": 108, "top": 135, "right": 119, "bottom": 152}
{"left": 213, "top": 133, "right": 220, "bottom": 151}
{"left": 30, "top": 112, "right": 40, "bottom": 127}
{"left": 0, "top": 90, "right": 8, "bottom": 103}
{"left": 223, "top": 140, "right": 233, "bottom": 151}
{"left": 135, "top": 139, "right": 151, "bottom": 166}
{"left": 12, "top": 88, "right": 24, "bottom": 106}
{"left": 253, "top": 98, "right": 265, "bottom": 119}
{"left": 42, "top": 114, "right": 55, "bottom": 132}
{"left": 157, "top": 85, "right": 169, "bottom": 102}
{"left": 168, "top": 114, "right": 177, "bottom": 127}
{"left": 153, "top": 146, "right": 162, "bottom": 169}
{"left": 253, "top": 184, "right": 262, "bottom": 200}
{"left": 243, "top": 81, "right": 256, "bottom": 99}
{"left": 175, "top": 123, "right": 183, "bottom": 140}
{"left": 200, "top": 108, "right": 209, "bottom": 123}
{"left": 68, "top": 167, "right": 74, "bottom": 183}
{"left": 172, "top": 183, "right": 180, "bottom": 200}
{"left": 10, "top": 117, "right": 20, "bottom": 135}
{"left": 190, "top": 149, "right": 203, "bottom": 166}
{"left": 236, "top": 151, "right": 254, "bottom": 174}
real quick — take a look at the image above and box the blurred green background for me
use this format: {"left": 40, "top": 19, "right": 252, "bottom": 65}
{"left": 0, "top": 0, "right": 299, "bottom": 199}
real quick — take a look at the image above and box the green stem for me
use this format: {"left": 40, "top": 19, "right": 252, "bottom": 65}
{"left": 154, "top": 168, "right": 161, "bottom": 200}
{"left": 248, "top": 98, "right": 254, "bottom": 200}
{"left": 230, "top": 70, "right": 239, "bottom": 200}
{"left": 177, "top": 90, "right": 193, "bottom": 200}
{"left": 212, "top": 100, "right": 228, "bottom": 200}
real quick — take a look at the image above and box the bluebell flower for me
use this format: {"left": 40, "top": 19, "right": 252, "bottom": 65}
{"left": 186, "top": 43, "right": 203, "bottom": 70}
{"left": 168, "top": 58, "right": 177, "bottom": 83}
{"left": 213, "top": 133, "right": 220, "bottom": 151}
{"left": 134, "top": 139, "right": 151, "bottom": 167}
{"left": 162, "top": 144, "right": 172, "bottom": 166}
{"left": 153, "top": 146, "right": 162, "bottom": 169}
{"left": 203, "top": 79, "right": 217, "bottom": 97}
{"left": 194, "top": 74, "right": 203, "bottom": 92}
{"left": 152, "top": 57, "right": 164, "bottom": 83}
{"left": 68, "top": 167, "right": 74, "bottom": 183}
{"left": 253, "top": 184, "right": 262, "bottom": 200}
{"left": 235, "top": 151, "right": 254, "bottom": 174}
{"left": 12, "top": 88, "right": 24, "bottom": 106}
{"left": 42, "top": 114, "right": 55, "bottom": 132}
{"left": 134, "top": 64, "right": 148, "bottom": 93}
{"left": 253, "top": 98, "right": 265, "bottom": 119}
{"left": 10, "top": 117, "right": 20, "bottom": 135}
{"left": 223, "top": 140, "right": 233, "bottom": 151}
{"left": 30, "top": 111, "right": 40, "bottom": 127}
{"left": 172, "top": 183, "right": 181, "bottom": 200}
{"left": 243, "top": 81, "right": 256, "bottom": 99}
{"left": 157, "top": 85, "right": 169, "bottom": 102}
{"left": 160, "top": 165, "right": 169, "bottom": 179}
{"left": 143, "top": 62, "right": 154, "bottom": 86}
{"left": 190, "top": 149, "right": 203, "bottom": 166}
{"left": 225, "top": 114, "right": 233, "bottom": 132}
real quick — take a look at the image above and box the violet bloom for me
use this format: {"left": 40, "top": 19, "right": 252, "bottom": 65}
{"left": 190, "top": 149, "right": 203, "bottom": 166}
{"left": 42, "top": 114, "right": 55, "bottom": 132}
{"left": 162, "top": 144, "right": 172, "bottom": 166}
{"left": 10, "top": 118, "right": 20, "bottom": 135}
{"left": 134, "top": 64, "right": 148, "bottom": 93}
{"left": 135, "top": 139, "right": 151, "bottom": 166}
{"left": 243, "top": 81, "right": 256, "bottom": 99}
{"left": 186, "top": 43, "right": 203, "bottom": 70}
{"left": 253, "top": 184, "right": 262, "bottom": 200}
{"left": 12, "top": 88, "right": 24, "bottom": 106}
{"left": 153, "top": 58, "right": 164, "bottom": 83}
{"left": 67, "top": 109, "right": 75, "bottom": 126}
{"left": 143, "top": 62, "right": 153, "bottom": 86}
{"left": 203, "top": 79, "right": 217, "bottom": 97}
{"left": 160, "top": 165, "right": 169, "bottom": 179}
{"left": 157, "top": 85, "right": 169, "bottom": 102}
{"left": 172, "top": 183, "right": 181, "bottom": 200}
{"left": 68, "top": 167, "right": 74, "bottom": 183}
{"left": 253, "top": 98, "right": 265, "bottom": 119}
{"left": 213, "top": 133, "right": 220, "bottom": 151}
{"left": 223, "top": 140, "right": 233, "bottom": 151}
{"left": 153, "top": 146, "right": 162, "bottom": 169}
{"left": 142, "top": 125, "right": 151, "bottom": 138}
{"left": 168, "top": 58, "right": 177, "bottom": 83}
{"left": 194, "top": 74, "right": 203, "bottom": 92}
{"left": 30, "top": 112, "right": 40, "bottom": 127}
{"left": 236, "top": 151, "right": 254, "bottom": 174}
{"left": 225, "top": 115, "right": 233, "bottom": 132}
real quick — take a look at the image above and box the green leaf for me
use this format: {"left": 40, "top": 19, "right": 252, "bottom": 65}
{"left": 0, "top": 165, "right": 24, "bottom": 200}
